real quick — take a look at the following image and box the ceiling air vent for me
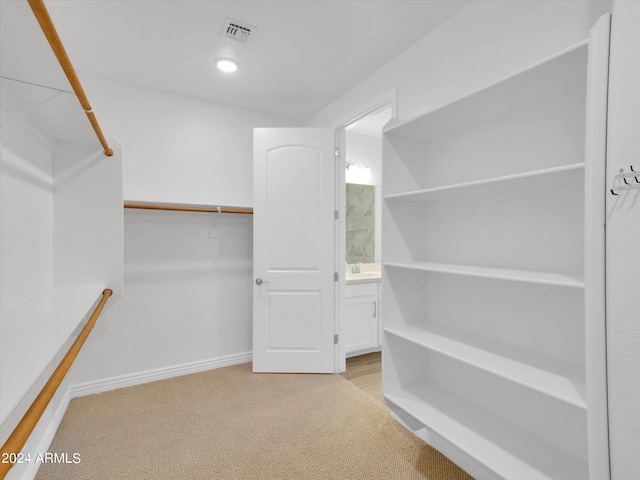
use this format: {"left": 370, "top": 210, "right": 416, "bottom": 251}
{"left": 222, "top": 17, "right": 255, "bottom": 43}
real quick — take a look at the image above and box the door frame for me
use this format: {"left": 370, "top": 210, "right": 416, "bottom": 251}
{"left": 331, "top": 87, "right": 398, "bottom": 372}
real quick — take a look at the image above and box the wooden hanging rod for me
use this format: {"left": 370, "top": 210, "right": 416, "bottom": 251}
{"left": 0, "top": 289, "right": 112, "bottom": 479}
{"left": 27, "top": 0, "right": 113, "bottom": 157}
{"left": 124, "top": 203, "right": 254, "bottom": 215}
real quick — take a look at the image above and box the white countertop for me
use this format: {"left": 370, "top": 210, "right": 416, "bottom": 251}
{"left": 346, "top": 263, "right": 382, "bottom": 285}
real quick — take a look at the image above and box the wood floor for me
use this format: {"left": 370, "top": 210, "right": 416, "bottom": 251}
{"left": 340, "top": 351, "right": 383, "bottom": 403}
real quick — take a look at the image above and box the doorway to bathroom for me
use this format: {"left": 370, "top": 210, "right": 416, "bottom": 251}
{"left": 339, "top": 98, "right": 393, "bottom": 368}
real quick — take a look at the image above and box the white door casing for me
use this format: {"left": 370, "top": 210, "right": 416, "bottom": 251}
{"left": 253, "top": 128, "right": 336, "bottom": 373}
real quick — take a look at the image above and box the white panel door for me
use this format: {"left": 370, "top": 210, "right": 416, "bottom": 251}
{"left": 253, "top": 128, "right": 336, "bottom": 373}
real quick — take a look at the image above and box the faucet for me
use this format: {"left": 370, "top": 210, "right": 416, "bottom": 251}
{"left": 347, "top": 263, "right": 362, "bottom": 274}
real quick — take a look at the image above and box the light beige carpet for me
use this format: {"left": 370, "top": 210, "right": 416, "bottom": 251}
{"left": 36, "top": 363, "right": 472, "bottom": 479}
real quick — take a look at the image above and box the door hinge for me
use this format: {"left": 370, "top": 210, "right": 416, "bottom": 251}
{"left": 334, "top": 210, "right": 339, "bottom": 220}
{"left": 334, "top": 334, "right": 339, "bottom": 344}
{"left": 334, "top": 272, "right": 339, "bottom": 281}
{"left": 334, "top": 147, "right": 340, "bottom": 158}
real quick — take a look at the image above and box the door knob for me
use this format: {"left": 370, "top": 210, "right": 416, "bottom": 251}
{"left": 255, "top": 278, "right": 269, "bottom": 285}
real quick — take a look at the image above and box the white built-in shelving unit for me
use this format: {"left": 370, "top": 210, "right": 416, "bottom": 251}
{"left": 0, "top": 0, "right": 123, "bottom": 447}
{"left": 382, "top": 14, "right": 611, "bottom": 480}
{"left": 0, "top": 91, "right": 123, "bottom": 430}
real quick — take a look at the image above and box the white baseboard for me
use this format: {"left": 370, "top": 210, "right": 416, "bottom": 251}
{"left": 70, "top": 351, "right": 253, "bottom": 398}
{"left": 6, "top": 388, "right": 72, "bottom": 480}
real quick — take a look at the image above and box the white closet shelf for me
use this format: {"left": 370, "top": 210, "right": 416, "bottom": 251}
{"left": 383, "top": 41, "right": 587, "bottom": 143}
{"left": 385, "top": 384, "right": 588, "bottom": 480}
{"left": 385, "top": 325, "right": 586, "bottom": 409}
{"left": 384, "top": 163, "right": 584, "bottom": 202}
{"left": 0, "top": 284, "right": 106, "bottom": 424}
{"left": 383, "top": 261, "right": 585, "bottom": 289}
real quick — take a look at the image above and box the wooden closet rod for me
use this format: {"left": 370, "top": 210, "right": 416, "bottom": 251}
{"left": 124, "top": 203, "right": 254, "bottom": 215}
{"left": 0, "top": 289, "right": 113, "bottom": 479}
{"left": 27, "top": 0, "right": 113, "bottom": 157}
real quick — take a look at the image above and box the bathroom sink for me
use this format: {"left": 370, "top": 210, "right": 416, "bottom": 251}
{"left": 348, "top": 272, "right": 381, "bottom": 279}
{"left": 346, "top": 271, "right": 381, "bottom": 284}
{"left": 345, "top": 263, "right": 382, "bottom": 283}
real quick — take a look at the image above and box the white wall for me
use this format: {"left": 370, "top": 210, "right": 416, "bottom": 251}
{"left": 0, "top": 110, "right": 55, "bottom": 480}
{"left": 606, "top": 1, "right": 640, "bottom": 478}
{"left": 68, "top": 208, "right": 253, "bottom": 385}
{"left": 63, "top": 80, "right": 297, "bottom": 385}
{"left": 307, "top": 0, "right": 612, "bottom": 128}
{"left": 83, "top": 76, "right": 298, "bottom": 207}
{"left": 53, "top": 139, "right": 124, "bottom": 299}
{"left": 0, "top": 107, "right": 54, "bottom": 315}
{"left": 346, "top": 132, "right": 382, "bottom": 186}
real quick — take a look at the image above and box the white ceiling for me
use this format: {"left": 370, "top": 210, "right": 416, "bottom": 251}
{"left": 0, "top": 0, "right": 471, "bottom": 122}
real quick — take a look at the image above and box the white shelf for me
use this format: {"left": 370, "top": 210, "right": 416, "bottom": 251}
{"left": 385, "top": 325, "right": 586, "bottom": 409}
{"left": 384, "top": 261, "right": 584, "bottom": 289}
{"left": 383, "top": 41, "right": 587, "bottom": 143}
{"left": 384, "top": 163, "right": 584, "bottom": 202}
{"left": 385, "top": 383, "right": 588, "bottom": 480}
{"left": 0, "top": 285, "right": 105, "bottom": 424}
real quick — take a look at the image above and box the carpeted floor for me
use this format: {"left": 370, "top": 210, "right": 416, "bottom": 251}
{"left": 36, "top": 363, "right": 472, "bottom": 479}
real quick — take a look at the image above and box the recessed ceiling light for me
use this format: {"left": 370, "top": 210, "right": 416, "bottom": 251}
{"left": 216, "top": 58, "right": 238, "bottom": 73}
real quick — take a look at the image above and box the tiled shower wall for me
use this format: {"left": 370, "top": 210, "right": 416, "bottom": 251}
{"left": 346, "top": 183, "right": 375, "bottom": 263}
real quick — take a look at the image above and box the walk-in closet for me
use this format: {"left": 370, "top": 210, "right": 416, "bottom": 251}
{"left": 1, "top": 1, "right": 638, "bottom": 480}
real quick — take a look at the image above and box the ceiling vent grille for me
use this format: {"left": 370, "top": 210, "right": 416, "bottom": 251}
{"left": 222, "top": 17, "right": 255, "bottom": 43}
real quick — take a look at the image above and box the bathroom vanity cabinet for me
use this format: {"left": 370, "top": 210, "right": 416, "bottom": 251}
{"left": 345, "top": 281, "right": 381, "bottom": 357}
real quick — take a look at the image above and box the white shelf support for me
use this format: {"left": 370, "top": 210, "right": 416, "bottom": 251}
{"left": 584, "top": 12, "right": 612, "bottom": 480}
